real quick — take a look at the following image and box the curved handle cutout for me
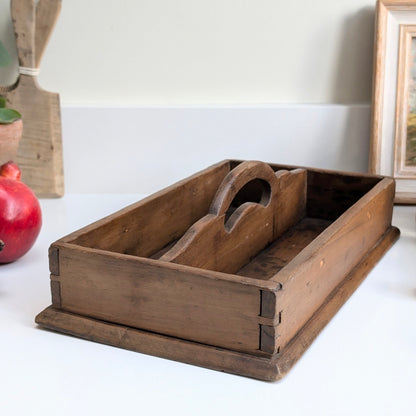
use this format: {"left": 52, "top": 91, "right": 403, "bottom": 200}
{"left": 210, "top": 161, "right": 277, "bottom": 217}
{"left": 224, "top": 178, "right": 271, "bottom": 229}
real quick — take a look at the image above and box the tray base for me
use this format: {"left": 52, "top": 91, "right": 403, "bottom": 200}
{"left": 35, "top": 226, "right": 399, "bottom": 381}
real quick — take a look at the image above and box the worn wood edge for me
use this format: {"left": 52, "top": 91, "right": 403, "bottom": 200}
{"left": 35, "top": 226, "right": 399, "bottom": 381}
{"left": 275, "top": 225, "right": 400, "bottom": 378}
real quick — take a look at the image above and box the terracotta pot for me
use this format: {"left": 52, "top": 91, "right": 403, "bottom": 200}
{"left": 0, "top": 119, "right": 23, "bottom": 166}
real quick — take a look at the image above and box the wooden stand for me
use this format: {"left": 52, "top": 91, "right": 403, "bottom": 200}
{"left": 35, "top": 160, "right": 399, "bottom": 380}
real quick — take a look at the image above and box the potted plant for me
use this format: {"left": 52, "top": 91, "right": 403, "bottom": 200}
{"left": 0, "top": 41, "right": 22, "bottom": 165}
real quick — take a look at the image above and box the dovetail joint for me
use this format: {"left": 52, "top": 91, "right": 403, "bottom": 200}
{"left": 51, "top": 280, "right": 61, "bottom": 308}
{"left": 260, "top": 290, "right": 276, "bottom": 319}
{"left": 49, "top": 246, "right": 60, "bottom": 276}
{"left": 259, "top": 324, "right": 280, "bottom": 355}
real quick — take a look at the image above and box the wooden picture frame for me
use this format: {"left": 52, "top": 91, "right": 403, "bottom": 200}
{"left": 370, "top": 0, "right": 416, "bottom": 204}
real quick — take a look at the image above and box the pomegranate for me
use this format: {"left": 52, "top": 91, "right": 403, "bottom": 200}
{"left": 0, "top": 161, "right": 42, "bottom": 263}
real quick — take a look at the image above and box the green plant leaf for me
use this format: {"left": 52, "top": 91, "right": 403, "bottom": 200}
{"left": 0, "top": 41, "right": 11, "bottom": 67}
{"left": 0, "top": 96, "right": 6, "bottom": 108}
{"left": 0, "top": 108, "right": 21, "bottom": 124}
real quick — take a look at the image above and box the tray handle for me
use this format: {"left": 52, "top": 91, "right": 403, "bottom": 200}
{"left": 209, "top": 160, "right": 277, "bottom": 225}
{"left": 159, "top": 161, "right": 307, "bottom": 273}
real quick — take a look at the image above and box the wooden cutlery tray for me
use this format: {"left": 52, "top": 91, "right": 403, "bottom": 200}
{"left": 36, "top": 160, "right": 399, "bottom": 380}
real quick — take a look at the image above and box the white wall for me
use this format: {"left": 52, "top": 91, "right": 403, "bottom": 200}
{"left": 61, "top": 105, "right": 371, "bottom": 194}
{"left": 0, "top": 1, "right": 377, "bottom": 193}
{"left": 1, "top": 0, "right": 375, "bottom": 105}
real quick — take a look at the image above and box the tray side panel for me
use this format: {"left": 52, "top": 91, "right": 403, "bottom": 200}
{"left": 270, "top": 177, "right": 395, "bottom": 352}
{"left": 275, "top": 226, "right": 400, "bottom": 378}
{"left": 36, "top": 225, "right": 399, "bottom": 381}
{"left": 64, "top": 161, "right": 231, "bottom": 257}
{"left": 54, "top": 244, "right": 263, "bottom": 354}
{"left": 306, "top": 170, "right": 380, "bottom": 220}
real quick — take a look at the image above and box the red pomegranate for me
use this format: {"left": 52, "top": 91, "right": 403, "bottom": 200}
{"left": 0, "top": 161, "right": 42, "bottom": 263}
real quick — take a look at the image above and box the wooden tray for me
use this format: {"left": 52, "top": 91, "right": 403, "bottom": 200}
{"left": 35, "top": 160, "right": 399, "bottom": 380}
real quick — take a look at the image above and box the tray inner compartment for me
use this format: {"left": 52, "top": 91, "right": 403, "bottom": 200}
{"left": 68, "top": 161, "right": 381, "bottom": 279}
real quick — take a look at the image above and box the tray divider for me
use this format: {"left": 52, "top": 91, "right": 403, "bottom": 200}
{"left": 160, "top": 161, "right": 307, "bottom": 274}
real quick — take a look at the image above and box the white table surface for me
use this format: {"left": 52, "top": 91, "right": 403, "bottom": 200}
{"left": 1, "top": 195, "right": 415, "bottom": 416}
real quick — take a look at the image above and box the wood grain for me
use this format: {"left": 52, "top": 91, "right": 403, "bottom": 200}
{"left": 35, "top": 224, "right": 399, "bottom": 381}
{"left": 10, "top": 0, "right": 36, "bottom": 68}
{"left": 53, "top": 242, "right": 269, "bottom": 354}
{"left": 4, "top": 0, "right": 63, "bottom": 197}
{"left": 237, "top": 217, "right": 332, "bottom": 280}
{"left": 160, "top": 161, "right": 307, "bottom": 274}
{"left": 306, "top": 169, "right": 380, "bottom": 219}
{"left": 68, "top": 160, "right": 232, "bottom": 257}
{"left": 271, "top": 177, "right": 396, "bottom": 353}
{"left": 0, "top": 119, "right": 23, "bottom": 165}
{"left": 276, "top": 225, "right": 400, "bottom": 378}
{"left": 6, "top": 76, "right": 63, "bottom": 196}
{"left": 35, "top": 160, "right": 398, "bottom": 379}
